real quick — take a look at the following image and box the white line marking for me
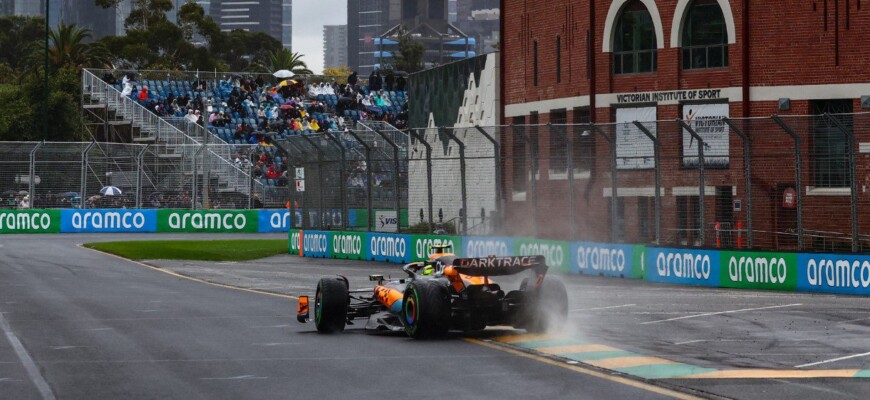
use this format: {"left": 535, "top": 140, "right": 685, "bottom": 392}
{"left": 640, "top": 304, "right": 803, "bottom": 324}
{"left": 201, "top": 375, "right": 267, "bottom": 380}
{"left": 250, "top": 342, "right": 300, "bottom": 347}
{"left": 51, "top": 346, "right": 87, "bottom": 350}
{"left": 251, "top": 324, "right": 292, "bottom": 329}
{"left": 78, "top": 328, "right": 113, "bottom": 332}
{"left": 0, "top": 308, "right": 56, "bottom": 399}
{"left": 674, "top": 340, "right": 706, "bottom": 345}
{"left": 795, "top": 351, "right": 870, "bottom": 368}
{"left": 569, "top": 304, "right": 636, "bottom": 312}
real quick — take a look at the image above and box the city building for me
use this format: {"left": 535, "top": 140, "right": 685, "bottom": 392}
{"left": 347, "top": 0, "right": 400, "bottom": 75}
{"left": 499, "top": 0, "right": 870, "bottom": 248}
{"left": 212, "top": 0, "right": 292, "bottom": 50}
{"left": 323, "top": 24, "right": 348, "bottom": 69}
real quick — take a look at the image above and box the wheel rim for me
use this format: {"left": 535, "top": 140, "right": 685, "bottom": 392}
{"left": 314, "top": 288, "right": 323, "bottom": 324}
{"left": 404, "top": 288, "right": 418, "bottom": 326}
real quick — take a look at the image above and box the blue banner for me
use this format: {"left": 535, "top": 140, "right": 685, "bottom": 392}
{"left": 463, "top": 236, "right": 513, "bottom": 258}
{"left": 302, "top": 230, "right": 331, "bottom": 258}
{"left": 797, "top": 253, "right": 870, "bottom": 295}
{"left": 258, "top": 209, "right": 291, "bottom": 232}
{"left": 366, "top": 233, "right": 411, "bottom": 263}
{"left": 646, "top": 247, "right": 720, "bottom": 287}
{"left": 61, "top": 209, "right": 156, "bottom": 233}
{"left": 571, "top": 242, "right": 635, "bottom": 277}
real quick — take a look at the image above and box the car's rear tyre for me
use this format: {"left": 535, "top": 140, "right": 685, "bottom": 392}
{"left": 402, "top": 280, "right": 450, "bottom": 339}
{"left": 524, "top": 278, "right": 568, "bottom": 333}
{"left": 314, "top": 277, "right": 349, "bottom": 333}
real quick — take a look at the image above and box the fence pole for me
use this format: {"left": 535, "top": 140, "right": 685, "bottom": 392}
{"left": 440, "top": 127, "right": 468, "bottom": 234}
{"left": 772, "top": 115, "right": 803, "bottom": 250}
{"left": 301, "top": 135, "right": 325, "bottom": 229}
{"left": 203, "top": 129, "right": 210, "bottom": 209}
{"left": 723, "top": 118, "right": 752, "bottom": 248}
{"left": 326, "top": 132, "right": 348, "bottom": 230}
{"left": 633, "top": 121, "right": 660, "bottom": 244}
{"left": 679, "top": 119, "right": 706, "bottom": 246}
{"left": 80, "top": 141, "right": 96, "bottom": 210}
{"left": 410, "top": 129, "right": 434, "bottom": 234}
{"left": 136, "top": 144, "right": 149, "bottom": 208}
{"left": 28, "top": 142, "right": 42, "bottom": 208}
{"left": 345, "top": 130, "right": 374, "bottom": 231}
{"left": 591, "top": 124, "right": 618, "bottom": 243}
{"left": 474, "top": 126, "right": 503, "bottom": 234}
{"left": 825, "top": 113, "right": 859, "bottom": 252}
{"left": 191, "top": 144, "right": 203, "bottom": 209}
{"left": 374, "top": 129, "right": 403, "bottom": 233}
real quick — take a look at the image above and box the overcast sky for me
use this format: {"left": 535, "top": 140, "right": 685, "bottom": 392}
{"left": 292, "top": 0, "right": 347, "bottom": 74}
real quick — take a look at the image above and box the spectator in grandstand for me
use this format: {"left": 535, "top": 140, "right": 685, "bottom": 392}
{"left": 348, "top": 71, "right": 358, "bottom": 87}
{"left": 385, "top": 70, "right": 395, "bottom": 91}
{"left": 185, "top": 109, "right": 198, "bottom": 124}
{"left": 19, "top": 195, "right": 30, "bottom": 209}
{"left": 396, "top": 75, "right": 406, "bottom": 91}
{"left": 368, "top": 70, "right": 382, "bottom": 92}
{"left": 121, "top": 74, "right": 134, "bottom": 96}
{"left": 137, "top": 86, "right": 149, "bottom": 102}
{"left": 309, "top": 118, "right": 321, "bottom": 132}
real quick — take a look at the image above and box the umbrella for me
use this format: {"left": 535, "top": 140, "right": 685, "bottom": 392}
{"left": 273, "top": 70, "right": 294, "bottom": 79}
{"left": 278, "top": 79, "right": 298, "bottom": 87}
{"left": 1, "top": 190, "right": 15, "bottom": 196}
{"left": 280, "top": 104, "right": 294, "bottom": 110}
{"left": 18, "top": 190, "right": 28, "bottom": 195}
{"left": 100, "top": 186, "right": 122, "bottom": 196}
{"left": 62, "top": 191, "right": 79, "bottom": 197}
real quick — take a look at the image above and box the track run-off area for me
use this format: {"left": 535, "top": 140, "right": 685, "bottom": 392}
{"left": 3, "top": 234, "right": 870, "bottom": 399}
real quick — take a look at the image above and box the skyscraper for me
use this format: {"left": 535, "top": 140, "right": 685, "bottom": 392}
{"left": 323, "top": 25, "right": 348, "bottom": 69}
{"left": 212, "top": 0, "right": 291, "bottom": 50}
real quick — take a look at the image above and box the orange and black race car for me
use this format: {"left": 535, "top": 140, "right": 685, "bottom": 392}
{"left": 296, "top": 244, "right": 568, "bottom": 339}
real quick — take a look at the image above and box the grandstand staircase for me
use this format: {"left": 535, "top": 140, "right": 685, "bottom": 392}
{"left": 81, "top": 69, "right": 259, "bottom": 205}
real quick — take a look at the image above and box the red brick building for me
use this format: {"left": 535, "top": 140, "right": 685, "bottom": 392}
{"left": 499, "top": 0, "right": 870, "bottom": 251}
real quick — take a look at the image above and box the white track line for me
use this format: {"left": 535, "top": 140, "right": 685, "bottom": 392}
{"left": 569, "top": 304, "right": 636, "bottom": 312}
{"left": 640, "top": 303, "right": 803, "bottom": 325}
{"left": 795, "top": 351, "right": 870, "bottom": 368}
{"left": 0, "top": 310, "right": 56, "bottom": 400}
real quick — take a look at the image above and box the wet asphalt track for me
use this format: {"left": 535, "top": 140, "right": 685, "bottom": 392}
{"left": 0, "top": 234, "right": 681, "bottom": 400}
{"left": 4, "top": 234, "right": 870, "bottom": 399}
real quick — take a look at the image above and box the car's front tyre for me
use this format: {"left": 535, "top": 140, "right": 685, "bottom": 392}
{"left": 314, "top": 277, "right": 349, "bottom": 333}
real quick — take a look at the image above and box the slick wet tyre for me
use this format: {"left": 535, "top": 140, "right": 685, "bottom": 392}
{"left": 402, "top": 280, "right": 450, "bottom": 339}
{"left": 314, "top": 277, "right": 349, "bottom": 333}
{"left": 525, "top": 278, "right": 568, "bottom": 333}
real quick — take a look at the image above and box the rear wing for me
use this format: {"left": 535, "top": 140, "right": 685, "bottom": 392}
{"left": 451, "top": 256, "right": 547, "bottom": 277}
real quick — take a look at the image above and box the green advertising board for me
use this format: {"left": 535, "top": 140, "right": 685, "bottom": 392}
{"left": 331, "top": 231, "right": 366, "bottom": 260}
{"left": 631, "top": 245, "right": 647, "bottom": 279}
{"left": 289, "top": 229, "right": 302, "bottom": 255}
{"left": 157, "top": 210, "right": 259, "bottom": 233}
{"left": 0, "top": 209, "right": 61, "bottom": 233}
{"left": 719, "top": 250, "right": 797, "bottom": 291}
{"left": 409, "top": 234, "right": 462, "bottom": 262}
{"left": 514, "top": 238, "right": 571, "bottom": 273}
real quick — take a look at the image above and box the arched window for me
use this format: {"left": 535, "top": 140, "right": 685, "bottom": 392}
{"left": 681, "top": 0, "right": 728, "bottom": 69}
{"left": 613, "top": 1, "right": 657, "bottom": 74}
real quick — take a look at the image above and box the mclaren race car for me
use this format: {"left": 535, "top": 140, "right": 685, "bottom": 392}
{"left": 296, "top": 245, "right": 568, "bottom": 338}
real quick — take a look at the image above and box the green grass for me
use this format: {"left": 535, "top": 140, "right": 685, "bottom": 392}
{"left": 84, "top": 239, "right": 289, "bottom": 261}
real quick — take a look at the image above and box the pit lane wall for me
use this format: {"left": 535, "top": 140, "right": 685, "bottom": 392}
{"left": 287, "top": 229, "right": 870, "bottom": 296}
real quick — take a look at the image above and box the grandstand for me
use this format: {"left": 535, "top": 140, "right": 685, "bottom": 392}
{"left": 77, "top": 68, "right": 409, "bottom": 213}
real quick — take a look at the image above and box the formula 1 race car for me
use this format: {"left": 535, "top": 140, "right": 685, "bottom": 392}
{"left": 296, "top": 245, "right": 568, "bottom": 338}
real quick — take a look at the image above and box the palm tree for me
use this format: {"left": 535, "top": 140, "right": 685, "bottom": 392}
{"left": 255, "top": 48, "right": 313, "bottom": 75}
{"left": 42, "top": 23, "right": 111, "bottom": 70}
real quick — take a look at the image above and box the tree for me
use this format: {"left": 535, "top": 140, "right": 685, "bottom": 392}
{"left": 322, "top": 65, "right": 352, "bottom": 83}
{"left": 255, "top": 48, "right": 313, "bottom": 75}
{"left": 43, "top": 23, "right": 111, "bottom": 71}
{"left": 0, "top": 16, "right": 44, "bottom": 70}
{"left": 393, "top": 28, "right": 425, "bottom": 73}
{"left": 97, "top": 0, "right": 173, "bottom": 30}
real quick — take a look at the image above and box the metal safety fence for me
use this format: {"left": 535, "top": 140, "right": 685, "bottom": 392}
{"left": 0, "top": 142, "right": 284, "bottom": 210}
{"left": 279, "top": 112, "right": 870, "bottom": 254}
